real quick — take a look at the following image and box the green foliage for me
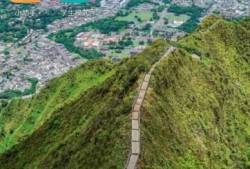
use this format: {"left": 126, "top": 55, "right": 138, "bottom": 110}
{"left": 140, "top": 16, "right": 250, "bottom": 169}
{"left": 157, "top": 5, "right": 165, "bottom": 12}
{"left": 0, "top": 60, "right": 115, "bottom": 153}
{"left": 152, "top": 11, "right": 160, "bottom": 20}
{"left": 139, "top": 41, "right": 145, "bottom": 45}
{"left": 141, "top": 23, "right": 152, "bottom": 31}
{"left": 164, "top": 18, "right": 169, "bottom": 24}
{"left": 238, "top": 16, "right": 250, "bottom": 30}
{"left": 3, "top": 50, "right": 10, "bottom": 55}
{"left": 168, "top": 5, "right": 204, "bottom": 32}
{"left": 87, "top": 18, "right": 129, "bottom": 34}
{"left": 0, "top": 40, "right": 168, "bottom": 169}
{"left": 118, "top": 39, "right": 134, "bottom": 47}
{"left": 126, "top": 0, "right": 153, "bottom": 9}
{"left": 0, "top": 100, "right": 8, "bottom": 109}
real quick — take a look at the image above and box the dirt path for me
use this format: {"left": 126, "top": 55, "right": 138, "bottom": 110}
{"left": 126, "top": 46, "right": 176, "bottom": 169}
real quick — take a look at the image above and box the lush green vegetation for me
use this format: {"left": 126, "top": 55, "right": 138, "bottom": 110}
{"left": 140, "top": 16, "right": 250, "bottom": 169}
{"left": 117, "top": 37, "right": 134, "bottom": 48}
{"left": 0, "top": 16, "right": 249, "bottom": 169}
{"left": 49, "top": 18, "right": 129, "bottom": 59}
{"left": 126, "top": 0, "right": 154, "bottom": 9}
{"left": 168, "top": 5, "right": 204, "bottom": 32}
{"left": 0, "top": 78, "right": 38, "bottom": 100}
{"left": 85, "top": 18, "right": 130, "bottom": 34}
{"left": 0, "top": 40, "right": 168, "bottom": 169}
{"left": 0, "top": 60, "right": 115, "bottom": 153}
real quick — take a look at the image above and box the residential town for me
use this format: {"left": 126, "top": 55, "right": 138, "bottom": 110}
{"left": 0, "top": 35, "right": 82, "bottom": 93}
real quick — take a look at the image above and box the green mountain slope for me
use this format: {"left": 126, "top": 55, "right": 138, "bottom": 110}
{"left": 140, "top": 16, "right": 250, "bottom": 169}
{"left": 0, "top": 16, "right": 249, "bottom": 169}
{"left": 0, "top": 40, "right": 168, "bottom": 169}
{"left": 0, "top": 60, "right": 115, "bottom": 153}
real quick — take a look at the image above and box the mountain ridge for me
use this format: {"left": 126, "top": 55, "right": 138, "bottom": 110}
{"left": 139, "top": 15, "right": 250, "bottom": 169}
{"left": 0, "top": 15, "right": 249, "bottom": 169}
{"left": 0, "top": 39, "right": 168, "bottom": 169}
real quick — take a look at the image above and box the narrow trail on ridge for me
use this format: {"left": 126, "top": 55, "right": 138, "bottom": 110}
{"left": 126, "top": 46, "right": 176, "bottom": 169}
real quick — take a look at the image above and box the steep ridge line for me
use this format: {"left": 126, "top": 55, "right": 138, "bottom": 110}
{"left": 200, "top": 18, "right": 222, "bottom": 35}
{"left": 126, "top": 46, "right": 176, "bottom": 169}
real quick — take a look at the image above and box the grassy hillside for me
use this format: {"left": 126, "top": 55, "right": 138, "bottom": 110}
{"left": 0, "top": 60, "right": 115, "bottom": 153}
{"left": 140, "top": 16, "right": 250, "bottom": 169}
{"left": 0, "top": 39, "right": 168, "bottom": 169}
